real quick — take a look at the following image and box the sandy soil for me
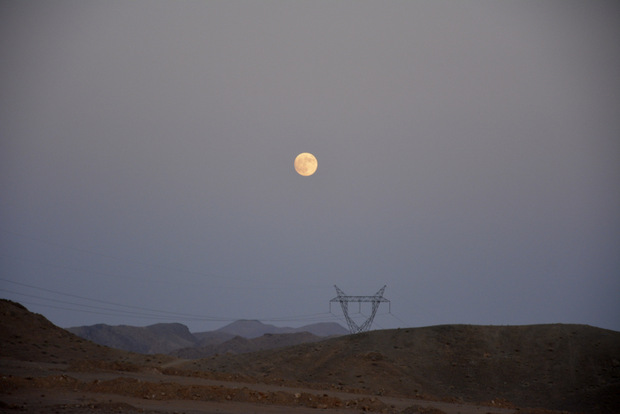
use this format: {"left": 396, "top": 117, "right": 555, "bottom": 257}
{"left": 1, "top": 358, "right": 520, "bottom": 414}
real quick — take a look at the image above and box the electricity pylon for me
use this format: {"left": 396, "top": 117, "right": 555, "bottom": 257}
{"left": 330, "top": 285, "right": 390, "bottom": 334}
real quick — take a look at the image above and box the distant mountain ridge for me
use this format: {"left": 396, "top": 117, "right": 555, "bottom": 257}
{"left": 214, "top": 319, "right": 347, "bottom": 338}
{"left": 67, "top": 320, "right": 347, "bottom": 355}
{"left": 172, "top": 331, "right": 325, "bottom": 359}
{"left": 67, "top": 322, "right": 197, "bottom": 354}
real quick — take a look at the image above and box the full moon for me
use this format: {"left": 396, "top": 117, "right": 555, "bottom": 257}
{"left": 294, "top": 153, "right": 318, "bottom": 176}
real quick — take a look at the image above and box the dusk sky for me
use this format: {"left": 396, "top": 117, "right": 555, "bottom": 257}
{"left": 2, "top": 1, "right": 619, "bottom": 333}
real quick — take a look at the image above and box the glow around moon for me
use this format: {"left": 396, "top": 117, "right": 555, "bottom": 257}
{"left": 294, "top": 153, "right": 318, "bottom": 176}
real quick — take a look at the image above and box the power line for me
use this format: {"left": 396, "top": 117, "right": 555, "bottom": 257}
{"left": 388, "top": 311, "right": 409, "bottom": 327}
{"left": 0, "top": 277, "right": 228, "bottom": 321}
{"left": 0, "top": 288, "right": 207, "bottom": 320}
{"left": 6, "top": 299, "right": 190, "bottom": 322}
{"left": 1, "top": 231, "right": 332, "bottom": 291}
{"left": 0, "top": 230, "right": 379, "bottom": 327}
{"left": 261, "top": 312, "right": 336, "bottom": 323}
{"left": 0, "top": 278, "right": 341, "bottom": 326}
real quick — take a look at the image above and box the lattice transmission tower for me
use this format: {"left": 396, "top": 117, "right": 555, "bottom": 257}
{"left": 330, "top": 285, "right": 390, "bottom": 334}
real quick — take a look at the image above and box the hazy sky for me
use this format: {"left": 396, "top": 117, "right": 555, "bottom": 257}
{"left": 2, "top": 1, "right": 619, "bottom": 333}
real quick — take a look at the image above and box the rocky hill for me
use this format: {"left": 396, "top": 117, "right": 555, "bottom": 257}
{"left": 179, "top": 323, "right": 620, "bottom": 412}
{"left": 3, "top": 299, "right": 619, "bottom": 413}
{"left": 67, "top": 319, "right": 347, "bottom": 354}
{"left": 0, "top": 299, "right": 170, "bottom": 367}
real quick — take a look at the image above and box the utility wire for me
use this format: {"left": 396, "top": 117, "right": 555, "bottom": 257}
{"left": 388, "top": 312, "right": 409, "bottom": 327}
{"left": 1, "top": 229, "right": 387, "bottom": 327}
{"left": 0, "top": 288, "right": 205, "bottom": 320}
{"left": 0, "top": 278, "right": 341, "bottom": 325}
{"left": 0, "top": 277, "right": 229, "bottom": 320}
{"left": 10, "top": 299, "right": 194, "bottom": 322}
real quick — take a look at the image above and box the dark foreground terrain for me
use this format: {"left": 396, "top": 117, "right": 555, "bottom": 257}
{"left": 1, "top": 299, "right": 619, "bottom": 413}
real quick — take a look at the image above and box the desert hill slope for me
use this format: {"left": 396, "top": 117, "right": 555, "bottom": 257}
{"left": 181, "top": 323, "right": 620, "bottom": 412}
{"left": 0, "top": 299, "right": 170, "bottom": 367}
